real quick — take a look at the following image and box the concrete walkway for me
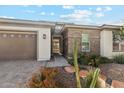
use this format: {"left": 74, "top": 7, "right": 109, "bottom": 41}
{"left": 46, "top": 55, "right": 70, "bottom": 67}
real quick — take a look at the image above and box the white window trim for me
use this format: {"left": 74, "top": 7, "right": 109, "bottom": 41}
{"left": 81, "top": 34, "right": 90, "bottom": 52}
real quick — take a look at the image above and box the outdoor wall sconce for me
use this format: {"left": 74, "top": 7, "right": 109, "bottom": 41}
{"left": 43, "top": 34, "right": 46, "bottom": 39}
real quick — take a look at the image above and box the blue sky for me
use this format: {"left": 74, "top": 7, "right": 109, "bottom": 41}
{"left": 0, "top": 5, "right": 124, "bottom": 25}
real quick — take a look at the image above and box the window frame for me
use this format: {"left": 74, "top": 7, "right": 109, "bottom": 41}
{"left": 113, "top": 31, "right": 124, "bottom": 52}
{"left": 81, "top": 33, "right": 90, "bottom": 52}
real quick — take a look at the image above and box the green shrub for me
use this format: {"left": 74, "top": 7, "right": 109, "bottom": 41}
{"left": 89, "top": 54, "right": 100, "bottom": 67}
{"left": 78, "top": 53, "right": 90, "bottom": 65}
{"left": 67, "top": 58, "right": 74, "bottom": 66}
{"left": 112, "top": 54, "right": 124, "bottom": 64}
{"left": 78, "top": 53, "right": 112, "bottom": 67}
{"left": 98, "top": 57, "right": 112, "bottom": 64}
{"left": 78, "top": 53, "right": 99, "bottom": 66}
{"left": 68, "top": 52, "right": 112, "bottom": 67}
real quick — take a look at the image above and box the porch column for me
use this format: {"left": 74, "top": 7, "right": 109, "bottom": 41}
{"left": 100, "top": 30, "right": 113, "bottom": 58}
{"left": 37, "top": 28, "right": 51, "bottom": 61}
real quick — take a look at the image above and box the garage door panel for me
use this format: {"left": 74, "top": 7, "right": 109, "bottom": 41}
{"left": 0, "top": 31, "right": 37, "bottom": 60}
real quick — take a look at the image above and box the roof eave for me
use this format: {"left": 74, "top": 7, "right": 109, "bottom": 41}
{"left": 0, "top": 18, "right": 55, "bottom": 27}
{"left": 64, "top": 24, "right": 101, "bottom": 30}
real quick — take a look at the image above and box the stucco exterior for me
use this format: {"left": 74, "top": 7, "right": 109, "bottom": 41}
{"left": 0, "top": 18, "right": 124, "bottom": 61}
{"left": 100, "top": 30, "right": 113, "bottom": 58}
{"left": 63, "top": 24, "right": 124, "bottom": 58}
{"left": 37, "top": 28, "right": 51, "bottom": 61}
{"left": 100, "top": 28, "right": 124, "bottom": 58}
{"left": 0, "top": 18, "right": 54, "bottom": 61}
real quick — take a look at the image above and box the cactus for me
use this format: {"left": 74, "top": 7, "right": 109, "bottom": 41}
{"left": 80, "top": 68, "right": 101, "bottom": 88}
{"left": 90, "top": 68, "right": 100, "bottom": 88}
{"left": 73, "top": 39, "right": 81, "bottom": 88}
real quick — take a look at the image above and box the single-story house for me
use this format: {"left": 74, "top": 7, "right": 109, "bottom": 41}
{"left": 0, "top": 18, "right": 124, "bottom": 61}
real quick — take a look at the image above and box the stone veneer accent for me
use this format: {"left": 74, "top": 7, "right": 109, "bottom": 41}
{"left": 63, "top": 28, "right": 101, "bottom": 58}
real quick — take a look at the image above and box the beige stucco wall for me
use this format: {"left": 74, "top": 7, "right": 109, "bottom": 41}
{"left": 100, "top": 30, "right": 113, "bottom": 58}
{"left": 37, "top": 28, "right": 51, "bottom": 61}
{"left": 100, "top": 29, "right": 124, "bottom": 58}
{"left": 0, "top": 25, "right": 51, "bottom": 61}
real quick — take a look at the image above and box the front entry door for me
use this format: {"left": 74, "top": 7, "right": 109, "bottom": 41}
{"left": 52, "top": 39, "right": 60, "bottom": 54}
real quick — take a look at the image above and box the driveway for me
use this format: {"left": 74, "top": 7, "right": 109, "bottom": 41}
{"left": 0, "top": 60, "right": 46, "bottom": 88}
{"left": 0, "top": 56, "right": 69, "bottom": 88}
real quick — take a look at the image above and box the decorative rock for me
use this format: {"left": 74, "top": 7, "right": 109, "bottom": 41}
{"left": 99, "top": 74, "right": 107, "bottom": 81}
{"left": 54, "top": 67, "right": 76, "bottom": 88}
{"left": 64, "top": 66, "right": 75, "bottom": 73}
{"left": 112, "top": 80, "right": 124, "bottom": 88}
{"left": 79, "top": 70, "right": 89, "bottom": 77}
{"left": 97, "top": 77, "right": 106, "bottom": 88}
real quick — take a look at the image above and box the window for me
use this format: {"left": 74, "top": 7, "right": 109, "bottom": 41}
{"left": 113, "top": 31, "right": 124, "bottom": 52}
{"left": 82, "top": 34, "right": 90, "bottom": 52}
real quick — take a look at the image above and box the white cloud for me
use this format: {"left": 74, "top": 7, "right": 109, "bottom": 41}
{"left": 105, "top": 6, "right": 112, "bottom": 11}
{"left": 62, "top": 5, "right": 74, "bottom": 9}
{"left": 60, "top": 9, "right": 93, "bottom": 24}
{"left": 60, "top": 10, "right": 92, "bottom": 20}
{"left": 50, "top": 12, "right": 55, "bottom": 16}
{"left": 95, "top": 6, "right": 112, "bottom": 18}
{"left": 24, "top": 10, "right": 35, "bottom": 13}
{"left": 0, "top": 16, "right": 15, "bottom": 19}
{"left": 96, "top": 7, "right": 102, "bottom": 11}
{"left": 40, "top": 12, "right": 45, "bottom": 15}
{"left": 39, "top": 12, "right": 55, "bottom": 16}
{"left": 96, "top": 12, "right": 104, "bottom": 17}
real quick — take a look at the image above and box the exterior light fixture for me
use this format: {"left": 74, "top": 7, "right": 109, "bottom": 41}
{"left": 43, "top": 34, "right": 46, "bottom": 39}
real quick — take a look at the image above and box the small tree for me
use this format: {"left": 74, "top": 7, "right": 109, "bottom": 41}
{"left": 119, "top": 25, "right": 124, "bottom": 41}
{"left": 113, "top": 25, "right": 124, "bottom": 51}
{"left": 113, "top": 25, "right": 124, "bottom": 42}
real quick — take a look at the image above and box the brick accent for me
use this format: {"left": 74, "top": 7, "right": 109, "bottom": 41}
{"left": 63, "top": 28, "right": 100, "bottom": 58}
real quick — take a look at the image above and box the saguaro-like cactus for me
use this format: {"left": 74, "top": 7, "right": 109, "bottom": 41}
{"left": 73, "top": 40, "right": 81, "bottom": 88}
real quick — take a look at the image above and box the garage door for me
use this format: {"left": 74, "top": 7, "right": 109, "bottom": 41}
{"left": 0, "top": 31, "right": 37, "bottom": 60}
